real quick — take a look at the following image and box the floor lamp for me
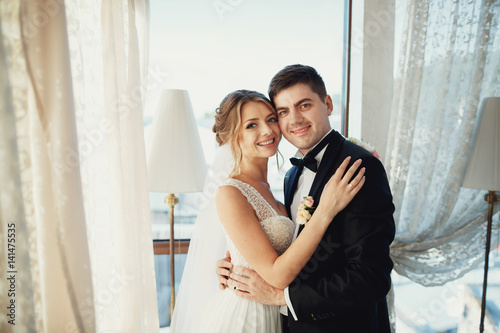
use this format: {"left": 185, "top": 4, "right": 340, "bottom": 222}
{"left": 147, "top": 89, "right": 207, "bottom": 316}
{"left": 462, "top": 97, "right": 500, "bottom": 333}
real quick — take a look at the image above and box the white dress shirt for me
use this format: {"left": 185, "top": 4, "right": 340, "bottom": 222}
{"left": 281, "top": 130, "right": 332, "bottom": 320}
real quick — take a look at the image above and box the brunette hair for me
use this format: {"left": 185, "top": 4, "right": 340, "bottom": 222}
{"left": 268, "top": 64, "right": 327, "bottom": 104}
{"left": 212, "top": 90, "right": 275, "bottom": 176}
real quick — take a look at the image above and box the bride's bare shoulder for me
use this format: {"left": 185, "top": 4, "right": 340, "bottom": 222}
{"left": 216, "top": 184, "right": 241, "bottom": 199}
{"left": 215, "top": 184, "right": 258, "bottom": 228}
{"left": 215, "top": 185, "right": 248, "bottom": 210}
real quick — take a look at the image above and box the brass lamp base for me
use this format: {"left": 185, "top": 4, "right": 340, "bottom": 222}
{"left": 165, "top": 193, "right": 179, "bottom": 317}
{"left": 479, "top": 191, "right": 499, "bottom": 333}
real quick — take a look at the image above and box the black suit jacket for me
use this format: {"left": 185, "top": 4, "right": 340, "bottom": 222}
{"left": 284, "top": 130, "right": 395, "bottom": 333}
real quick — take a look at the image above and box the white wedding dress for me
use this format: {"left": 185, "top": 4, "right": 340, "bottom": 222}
{"left": 198, "top": 178, "right": 295, "bottom": 333}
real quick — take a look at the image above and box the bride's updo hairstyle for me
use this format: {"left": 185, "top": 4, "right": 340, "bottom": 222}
{"left": 213, "top": 90, "right": 276, "bottom": 176}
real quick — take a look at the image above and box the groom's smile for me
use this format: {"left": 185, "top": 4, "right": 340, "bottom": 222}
{"left": 290, "top": 125, "right": 311, "bottom": 136}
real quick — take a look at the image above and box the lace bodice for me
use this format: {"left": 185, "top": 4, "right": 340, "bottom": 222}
{"left": 221, "top": 179, "right": 295, "bottom": 270}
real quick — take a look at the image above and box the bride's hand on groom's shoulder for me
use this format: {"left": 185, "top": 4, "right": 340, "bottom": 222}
{"left": 227, "top": 267, "right": 286, "bottom": 306}
{"left": 316, "top": 156, "right": 366, "bottom": 219}
{"left": 216, "top": 250, "right": 233, "bottom": 290}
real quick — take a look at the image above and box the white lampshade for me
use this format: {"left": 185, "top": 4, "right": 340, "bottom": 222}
{"left": 462, "top": 97, "right": 500, "bottom": 191}
{"left": 148, "top": 89, "right": 207, "bottom": 193}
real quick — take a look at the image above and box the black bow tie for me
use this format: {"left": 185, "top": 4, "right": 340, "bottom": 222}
{"left": 289, "top": 131, "right": 334, "bottom": 173}
{"left": 290, "top": 156, "right": 318, "bottom": 172}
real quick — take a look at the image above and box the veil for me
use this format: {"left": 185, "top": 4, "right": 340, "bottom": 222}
{"left": 170, "top": 144, "right": 234, "bottom": 332}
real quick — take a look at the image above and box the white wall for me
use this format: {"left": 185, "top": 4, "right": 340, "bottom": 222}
{"left": 350, "top": 0, "right": 397, "bottom": 162}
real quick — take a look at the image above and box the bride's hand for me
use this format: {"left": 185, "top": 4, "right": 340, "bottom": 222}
{"left": 316, "top": 157, "right": 365, "bottom": 220}
{"left": 216, "top": 250, "right": 232, "bottom": 290}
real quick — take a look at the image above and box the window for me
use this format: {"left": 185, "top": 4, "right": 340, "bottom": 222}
{"left": 145, "top": 0, "right": 347, "bottom": 327}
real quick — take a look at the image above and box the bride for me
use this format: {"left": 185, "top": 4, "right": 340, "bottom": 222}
{"left": 171, "top": 90, "right": 364, "bottom": 332}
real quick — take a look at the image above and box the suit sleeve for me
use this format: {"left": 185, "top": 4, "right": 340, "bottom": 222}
{"left": 288, "top": 155, "right": 395, "bottom": 321}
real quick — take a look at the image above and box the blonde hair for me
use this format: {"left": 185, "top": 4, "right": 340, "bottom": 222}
{"left": 212, "top": 90, "right": 275, "bottom": 176}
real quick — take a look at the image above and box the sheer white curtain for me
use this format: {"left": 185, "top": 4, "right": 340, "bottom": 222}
{"left": 387, "top": 0, "right": 500, "bottom": 286}
{"left": 0, "top": 0, "right": 158, "bottom": 332}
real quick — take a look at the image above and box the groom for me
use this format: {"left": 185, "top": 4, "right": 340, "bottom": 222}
{"left": 217, "top": 64, "right": 395, "bottom": 332}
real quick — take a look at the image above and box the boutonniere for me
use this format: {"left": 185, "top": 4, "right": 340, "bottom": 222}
{"left": 297, "top": 196, "right": 315, "bottom": 225}
{"left": 346, "top": 137, "right": 380, "bottom": 159}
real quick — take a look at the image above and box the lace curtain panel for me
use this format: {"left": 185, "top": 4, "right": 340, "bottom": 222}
{"left": 387, "top": 0, "right": 500, "bottom": 286}
{"left": 0, "top": 0, "right": 159, "bottom": 332}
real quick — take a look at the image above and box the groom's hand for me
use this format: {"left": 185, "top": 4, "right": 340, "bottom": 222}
{"left": 228, "top": 266, "right": 286, "bottom": 306}
{"left": 216, "top": 250, "right": 233, "bottom": 290}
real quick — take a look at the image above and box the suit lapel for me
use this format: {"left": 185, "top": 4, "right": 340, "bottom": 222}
{"left": 284, "top": 131, "right": 345, "bottom": 224}
{"left": 308, "top": 131, "right": 345, "bottom": 205}
{"left": 284, "top": 166, "right": 301, "bottom": 217}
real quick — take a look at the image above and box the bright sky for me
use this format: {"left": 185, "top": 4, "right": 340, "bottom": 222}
{"left": 146, "top": 0, "right": 345, "bottom": 120}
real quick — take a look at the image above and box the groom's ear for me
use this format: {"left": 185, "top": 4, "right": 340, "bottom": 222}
{"left": 325, "top": 95, "right": 333, "bottom": 116}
